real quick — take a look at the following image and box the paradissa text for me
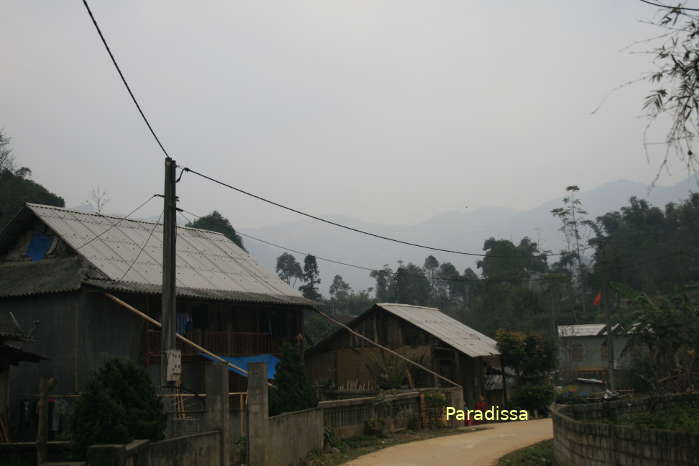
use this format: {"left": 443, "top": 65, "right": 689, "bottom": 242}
{"left": 445, "top": 406, "right": 529, "bottom": 422}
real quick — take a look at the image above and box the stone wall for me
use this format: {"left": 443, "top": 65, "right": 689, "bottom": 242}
{"left": 551, "top": 394, "right": 699, "bottom": 465}
{"left": 268, "top": 408, "right": 324, "bottom": 466}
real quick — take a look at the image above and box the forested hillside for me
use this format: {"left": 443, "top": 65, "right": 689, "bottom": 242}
{"left": 0, "top": 131, "right": 65, "bottom": 229}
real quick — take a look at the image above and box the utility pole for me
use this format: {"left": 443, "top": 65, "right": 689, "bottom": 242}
{"left": 603, "top": 272, "right": 615, "bottom": 391}
{"left": 161, "top": 157, "right": 180, "bottom": 392}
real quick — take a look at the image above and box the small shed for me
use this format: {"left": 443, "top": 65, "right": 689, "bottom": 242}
{"left": 305, "top": 303, "right": 500, "bottom": 407}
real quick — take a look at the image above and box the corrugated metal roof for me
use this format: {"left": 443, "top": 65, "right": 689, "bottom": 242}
{"left": 0, "top": 257, "right": 86, "bottom": 298}
{"left": 376, "top": 303, "right": 499, "bottom": 358}
{"left": 557, "top": 324, "right": 606, "bottom": 337}
{"left": 24, "top": 204, "right": 312, "bottom": 307}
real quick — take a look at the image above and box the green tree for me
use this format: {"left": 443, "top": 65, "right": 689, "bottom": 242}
{"left": 269, "top": 342, "right": 317, "bottom": 415}
{"left": 551, "top": 186, "right": 593, "bottom": 320}
{"left": 634, "top": 4, "right": 699, "bottom": 175}
{"left": 276, "top": 252, "right": 304, "bottom": 286}
{"left": 186, "top": 210, "right": 245, "bottom": 250}
{"left": 588, "top": 194, "right": 699, "bottom": 294}
{"left": 424, "top": 255, "right": 439, "bottom": 297}
{"left": 299, "top": 254, "right": 321, "bottom": 301}
{"left": 70, "top": 360, "right": 165, "bottom": 459}
{"left": 370, "top": 265, "right": 394, "bottom": 301}
{"left": 0, "top": 130, "right": 13, "bottom": 172}
{"left": 623, "top": 290, "right": 699, "bottom": 393}
{"left": 496, "top": 330, "right": 555, "bottom": 413}
{"left": 394, "top": 263, "right": 431, "bottom": 305}
{"left": 329, "top": 274, "right": 351, "bottom": 301}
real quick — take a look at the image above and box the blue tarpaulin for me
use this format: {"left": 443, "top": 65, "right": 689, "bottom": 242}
{"left": 199, "top": 353, "right": 279, "bottom": 380}
{"left": 27, "top": 234, "right": 52, "bottom": 261}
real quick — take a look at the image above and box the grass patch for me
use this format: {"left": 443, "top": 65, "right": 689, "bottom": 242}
{"left": 616, "top": 405, "right": 699, "bottom": 434}
{"left": 300, "top": 427, "right": 486, "bottom": 466}
{"left": 498, "top": 439, "right": 554, "bottom": 466}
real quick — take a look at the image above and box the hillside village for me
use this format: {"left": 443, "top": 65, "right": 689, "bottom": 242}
{"left": 3, "top": 2, "right": 699, "bottom": 466}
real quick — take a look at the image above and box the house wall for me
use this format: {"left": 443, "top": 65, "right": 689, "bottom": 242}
{"left": 4, "top": 291, "right": 81, "bottom": 440}
{"left": 558, "top": 335, "right": 631, "bottom": 381}
{"left": 306, "top": 345, "right": 433, "bottom": 391}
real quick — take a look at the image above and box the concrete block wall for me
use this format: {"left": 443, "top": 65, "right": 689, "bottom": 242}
{"left": 551, "top": 394, "right": 699, "bottom": 466}
{"left": 267, "top": 408, "right": 324, "bottom": 466}
{"left": 247, "top": 362, "right": 324, "bottom": 466}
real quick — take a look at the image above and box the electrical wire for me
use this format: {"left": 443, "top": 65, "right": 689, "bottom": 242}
{"left": 179, "top": 208, "right": 570, "bottom": 285}
{"left": 180, "top": 167, "right": 560, "bottom": 259}
{"left": 81, "top": 0, "right": 172, "bottom": 159}
{"left": 118, "top": 210, "right": 163, "bottom": 281}
{"left": 74, "top": 194, "right": 158, "bottom": 250}
{"left": 639, "top": 0, "right": 699, "bottom": 11}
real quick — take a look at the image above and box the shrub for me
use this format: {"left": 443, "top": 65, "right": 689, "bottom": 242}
{"left": 618, "top": 405, "right": 699, "bottom": 433}
{"left": 364, "top": 418, "right": 388, "bottom": 437}
{"left": 269, "top": 342, "right": 317, "bottom": 416}
{"left": 424, "top": 392, "right": 448, "bottom": 427}
{"left": 511, "top": 383, "right": 554, "bottom": 415}
{"left": 70, "top": 359, "right": 166, "bottom": 459}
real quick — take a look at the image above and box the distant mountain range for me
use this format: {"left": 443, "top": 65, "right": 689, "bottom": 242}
{"left": 70, "top": 176, "right": 698, "bottom": 296}
{"left": 241, "top": 176, "right": 699, "bottom": 295}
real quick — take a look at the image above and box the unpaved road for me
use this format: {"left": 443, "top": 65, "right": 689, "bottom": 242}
{"left": 343, "top": 419, "right": 552, "bottom": 466}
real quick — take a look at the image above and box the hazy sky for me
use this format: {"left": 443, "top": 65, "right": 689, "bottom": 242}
{"left": 2, "top": 1, "right": 691, "bottom": 230}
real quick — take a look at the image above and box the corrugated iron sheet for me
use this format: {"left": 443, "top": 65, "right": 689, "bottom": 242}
{"left": 25, "top": 204, "right": 312, "bottom": 307}
{"left": 557, "top": 324, "right": 605, "bottom": 337}
{"left": 376, "top": 303, "right": 499, "bottom": 358}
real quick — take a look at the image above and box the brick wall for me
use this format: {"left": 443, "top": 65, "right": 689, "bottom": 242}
{"left": 551, "top": 394, "right": 699, "bottom": 465}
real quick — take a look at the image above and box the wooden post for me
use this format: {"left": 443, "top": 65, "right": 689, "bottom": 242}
{"left": 36, "top": 377, "right": 56, "bottom": 465}
{"left": 405, "top": 368, "right": 415, "bottom": 389}
{"left": 500, "top": 355, "right": 508, "bottom": 408}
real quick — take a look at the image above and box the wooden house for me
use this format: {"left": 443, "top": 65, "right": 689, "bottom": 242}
{"left": 557, "top": 324, "right": 632, "bottom": 383}
{"left": 0, "top": 203, "right": 314, "bottom": 439}
{"left": 305, "top": 303, "right": 500, "bottom": 407}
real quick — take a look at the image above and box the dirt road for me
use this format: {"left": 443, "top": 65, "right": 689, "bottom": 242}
{"left": 343, "top": 419, "right": 552, "bottom": 466}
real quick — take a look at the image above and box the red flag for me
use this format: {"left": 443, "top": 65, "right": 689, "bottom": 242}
{"left": 592, "top": 292, "right": 602, "bottom": 306}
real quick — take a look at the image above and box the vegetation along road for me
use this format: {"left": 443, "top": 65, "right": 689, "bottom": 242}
{"left": 343, "top": 419, "right": 552, "bottom": 466}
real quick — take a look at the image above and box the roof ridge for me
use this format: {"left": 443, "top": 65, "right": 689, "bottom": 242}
{"left": 26, "top": 203, "right": 226, "bottom": 237}
{"left": 377, "top": 302, "right": 439, "bottom": 311}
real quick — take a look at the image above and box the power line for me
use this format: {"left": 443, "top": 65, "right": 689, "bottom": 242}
{"left": 639, "top": 0, "right": 699, "bottom": 11}
{"left": 118, "top": 210, "right": 163, "bottom": 281}
{"left": 75, "top": 194, "right": 158, "bottom": 250}
{"left": 180, "top": 167, "right": 561, "bottom": 259}
{"left": 81, "top": 0, "right": 171, "bottom": 159}
{"left": 179, "top": 209, "right": 374, "bottom": 272}
{"left": 179, "top": 208, "right": 570, "bottom": 285}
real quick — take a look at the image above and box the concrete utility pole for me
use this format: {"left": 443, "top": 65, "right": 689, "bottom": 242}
{"left": 604, "top": 278, "right": 615, "bottom": 391}
{"left": 161, "top": 157, "right": 180, "bottom": 392}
